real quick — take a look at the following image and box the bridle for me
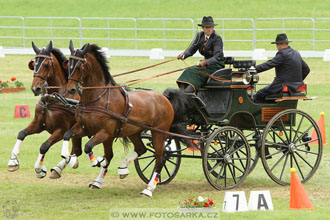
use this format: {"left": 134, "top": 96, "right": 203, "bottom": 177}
{"left": 32, "top": 54, "right": 54, "bottom": 81}
{"left": 31, "top": 53, "right": 57, "bottom": 94}
{"left": 68, "top": 55, "right": 90, "bottom": 86}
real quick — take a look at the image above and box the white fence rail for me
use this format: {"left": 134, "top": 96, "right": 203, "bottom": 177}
{"left": 0, "top": 16, "right": 329, "bottom": 58}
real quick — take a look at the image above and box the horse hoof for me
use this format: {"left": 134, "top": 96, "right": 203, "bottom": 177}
{"left": 119, "top": 174, "right": 128, "bottom": 179}
{"left": 8, "top": 165, "right": 19, "bottom": 172}
{"left": 89, "top": 184, "right": 100, "bottom": 189}
{"left": 141, "top": 189, "right": 152, "bottom": 197}
{"left": 49, "top": 167, "right": 62, "bottom": 179}
{"left": 89, "top": 181, "right": 102, "bottom": 189}
{"left": 141, "top": 193, "right": 151, "bottom": 198}
{"left": 35, "top": 167, "right": 47, "bottom": 178}
{"left": 67, "top": 155, "right": 79, "bottom": 169}
{"left": 72, "top": 160, "right": 79, "bottom": 169}
{"left": 49, "top": 170, "right": 61, "bottom": 179}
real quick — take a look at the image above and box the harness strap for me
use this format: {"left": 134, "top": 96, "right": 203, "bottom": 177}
{"left": 77, "top": 105, "right": 203, "bottom": 140}
{"left": 114, "top": 88, "right": 133, "bottom": 138}
{"left": 69, "top": 55, "right": 86, "bottom": 62}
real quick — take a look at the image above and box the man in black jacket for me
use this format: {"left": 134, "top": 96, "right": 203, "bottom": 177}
{"left": 253, "top": 33, "right": 310, "bottom": 103}
{"left": 176, "top": 16, "right": 224, "bottom": 93}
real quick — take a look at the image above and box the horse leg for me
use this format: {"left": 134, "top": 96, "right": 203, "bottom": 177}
{"left": 8, "top": 119, "right": 44, "bottom": 172}
{"left": 60, "top": 124, "right": 85, "bottom": 169}
{"left": 118, "top": 134, "right": 146, "bottom": 179}
{"left": 84, "top": 131, "right": 110, "bottom": 168}
{"left": 50, "top": 137, "right": 82, "bottom": 179}
{"left": 89, "top": 138, "right": 114, "bottom": 189}
{"left": 141, "top": 132, "right": 167, "bottom": 197}
{"left": 34, "top": 129, "right": 64, "bottom": 178}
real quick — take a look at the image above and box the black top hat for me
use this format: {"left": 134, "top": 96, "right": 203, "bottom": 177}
{"left": 198, "top": 16, "right": 218, "bottom": 27}
{"left": 271, "top": 33, "right": 292, "bottom": 44}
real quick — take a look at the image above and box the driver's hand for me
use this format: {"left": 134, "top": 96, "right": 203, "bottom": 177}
{"left": 197, "top": 60, "right": 207, "bottom": 67}
{"left": 177, "top": 53, "right": 185, "bottom": 60}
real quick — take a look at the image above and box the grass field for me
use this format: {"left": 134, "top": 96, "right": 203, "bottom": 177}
{"left": 1, "top": 1, "right": 330, "bottom": 219}
{"left": 0, "top": 55, "right": 330, "bottom": 220}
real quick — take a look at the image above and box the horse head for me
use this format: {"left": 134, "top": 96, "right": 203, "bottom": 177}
{"left": 30, "top": 41, "right": 56, "bottom": 96}
{"left": 66, "top": 40, "right": 90, "bottom": 95}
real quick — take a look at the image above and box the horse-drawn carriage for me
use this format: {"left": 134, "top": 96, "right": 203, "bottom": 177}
{"left": 134, "top": 57, "right": 323, "bottom": 190}
{"left": 9, "top": 41, "right": 322, "bottom": 197}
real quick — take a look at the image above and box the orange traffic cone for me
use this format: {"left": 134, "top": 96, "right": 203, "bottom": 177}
{"left": 290, "top": 168, "right": 314, "bottom": 210}
{"left": 311, "top": 112, "right": 327, "bottom": 146}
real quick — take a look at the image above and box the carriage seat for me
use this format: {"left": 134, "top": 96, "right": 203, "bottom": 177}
{"left": 265, "top": 84, "right": 307, "bottom": 101}
{"left": 184, "top": 89, "right": 231, "bottom": 119}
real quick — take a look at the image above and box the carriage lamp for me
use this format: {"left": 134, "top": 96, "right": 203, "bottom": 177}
{"left": 248, "top": 66, "right": 259, "bottom": 84}
{"left": 242, "top": 71, "right": 252, "bottom": 85}
{"left": 252, "top": 74, "right": 259, "bottom": 84}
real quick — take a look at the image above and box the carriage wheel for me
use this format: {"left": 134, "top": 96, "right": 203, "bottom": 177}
{"left": 261, "top": 109, "right": 322, "bottom": 185}
{"left": 134, "top": 133, "right": 181, "bottom": 185}
{"left": 244, "top": 129, "right": 262, "bottom": 173}
{"left": 203, "top": 126, "right": 251, "bottom": 190}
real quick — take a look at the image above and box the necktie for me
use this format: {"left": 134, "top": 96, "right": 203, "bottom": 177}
{"left": 204, "top": 37, "right": 209, "bottom": 46}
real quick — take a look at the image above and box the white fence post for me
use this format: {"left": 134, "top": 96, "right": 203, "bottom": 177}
{"left": 0, "top": 46, "right": 4, "bottom": 57}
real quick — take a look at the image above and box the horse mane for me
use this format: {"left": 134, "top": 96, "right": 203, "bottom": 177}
{"left": 86, "top": 44, "right": 116, "bottom": 85}
{"left": 51, "top": 47, "right": 69, "bottom": 80}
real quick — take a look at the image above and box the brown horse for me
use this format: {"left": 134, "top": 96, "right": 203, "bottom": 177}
{"left": 61, "top": 41, "right": 188, "bottom": 197}
{"left": 8, "top": 41, "right": 81, "bottom": 179}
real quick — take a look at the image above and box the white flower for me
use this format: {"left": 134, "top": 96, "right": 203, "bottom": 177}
{"left": 197, "top": 196, "right": 204, "bottom": 202}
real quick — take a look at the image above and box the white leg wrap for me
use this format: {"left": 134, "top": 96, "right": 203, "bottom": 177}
{"left": 66, "top": 155, "right": 78, "bottom": 168}
{"left": 118, "top": 152, "right": 138, "bottom": 176}
{"left": 141, "top": 172, "right": 159, "bottom": 197}
{"left": 11, "top": 139, "right": 22, "bottom": 158}
{"left": 87, "top": 153, "right": 107, "bottom": 167}
{"left": 120, "top": 151, "right": 138, "bottom": 168}
{"left": 34, "top": 154, "right": 47, "bottom": 178}
{"left": 8, "top": 158, "right": 19, "bottom": 166}
{"left": 89, "top": 168, "right": 107, "bottom": 189}
{"left": 51, "top": 159, "right": 67, "bottom": 177}
{"left": 61, "top": 140, "right": 70, "bottom": 158}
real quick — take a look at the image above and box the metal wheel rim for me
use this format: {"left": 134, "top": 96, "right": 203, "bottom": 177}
{"left": 260, "top": 109, "right": 323, "bottom": 185}
{"left": 134, "top": 134, "right": 181, "bottom": 185}
{"left": 203, "top": 126, "right": 251, "bottom": 190}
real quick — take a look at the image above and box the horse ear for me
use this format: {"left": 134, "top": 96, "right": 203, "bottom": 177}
{"left": 81, "top": 43, "right": 90, "bottom": 55}
{"left": 32, "top": 41, "right": 41, "bottom": 54}
{"left": 62, "top": 60, "right": 69, "bottom": 70}
{"left": 28, "top": 60, "right": 34, "bottom": 70}
{"left": 45, "top": 40, "right": 53, "bottom": 53}
{"left": 69, "top": 40, "right": 74, "bottom": 54}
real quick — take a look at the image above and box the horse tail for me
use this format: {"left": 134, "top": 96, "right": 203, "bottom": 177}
{"left": 163, "top": 88, "right": 191, "bottom": 124}
{"left": 121, "top": 137, "right": 131, "bottom": 153}
{"left": 163, "top": 88, "right": 195, "bottom": 148}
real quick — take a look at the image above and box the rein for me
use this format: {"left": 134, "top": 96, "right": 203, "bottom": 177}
{"left": 112, "top": 58, "right": 177, "bottom": 77}
{"left": 78, "top": 105, "right": 203, "bottom": 141}
{"left": 181, "top": 60, "right": 231, "bottom": 82}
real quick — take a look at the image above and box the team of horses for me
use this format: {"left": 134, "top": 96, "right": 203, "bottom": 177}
{"left": 7, "top": 40, "right": 190, "bottom": 197}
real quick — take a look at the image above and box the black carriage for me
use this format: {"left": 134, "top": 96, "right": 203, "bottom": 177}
{"left": 134, "top": 57, "right": 323, "bottom": 190}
